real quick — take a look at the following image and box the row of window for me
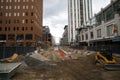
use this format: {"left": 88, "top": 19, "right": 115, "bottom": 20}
{"left": 80, "top": 24, "right": 114, "bottom": 41}
{"left": 0, "top": 5, "right": 34, "bottom": 10}
{"left": 0, "top": 26, "right": 33, "bottom": 31}
{"left": 0, "top": 12, "right": 34, "bottom": 17}
{"left": 0, "top": 19, "right": 34, "bottom": 24}
{"left": 0, "top": 0, "right": 34, "bottom": 3}
{"left": 0, "top": 34, "right": 33, "bottom": 40}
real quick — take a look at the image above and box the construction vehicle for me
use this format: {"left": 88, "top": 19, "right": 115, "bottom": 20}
{"left": 95, "top": 49, "right": 120, "bottom": 70}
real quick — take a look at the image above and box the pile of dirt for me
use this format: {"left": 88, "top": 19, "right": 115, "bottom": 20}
{"left": 12, "top": 48, "right": 120, "bottom": 80}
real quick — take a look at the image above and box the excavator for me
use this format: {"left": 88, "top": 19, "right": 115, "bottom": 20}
{"left": 95, "top": 49, "right": 120, "bottom": 70}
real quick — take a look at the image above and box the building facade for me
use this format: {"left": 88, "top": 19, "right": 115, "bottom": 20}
{"left": 68, "top": 0, "right": 92, "bottom": 44}
{"left": 0, "top": 0, "right": 43, "bottom": 46}
{"left": 79, "top": 0, "right": 120, "bottom": 52}
{"left": 61, "top": 25, "right": 68, "bottom": 46}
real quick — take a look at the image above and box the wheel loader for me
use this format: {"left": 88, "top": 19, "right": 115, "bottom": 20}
{"left": 95, "top": 49, "right": 120, "bottom": 70}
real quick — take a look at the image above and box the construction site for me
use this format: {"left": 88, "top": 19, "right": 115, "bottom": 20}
{"left": 0, "top": 46, "right": 120, "bottom": 80}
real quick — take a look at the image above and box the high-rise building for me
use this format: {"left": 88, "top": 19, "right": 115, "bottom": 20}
{"left": 68, "top": 0, "right": 92, "bottom": 44}
{"left": 0, "top": 0, "right": 43, "bottom": 46}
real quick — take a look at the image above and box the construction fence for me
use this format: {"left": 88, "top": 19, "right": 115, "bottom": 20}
{"left": 0, "top": 46, "right": 36, "bottom": 59}
{"left": 72, "top": 45, "right": 120, "bottom": 54}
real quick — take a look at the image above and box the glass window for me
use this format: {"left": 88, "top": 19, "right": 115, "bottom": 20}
{"left": 14, "top": 13, "right": 17, "bottom": 16}
{"left": 9, "top": 13, "right": 11, "bottom": 16}
{"left": 17, "top": 13, "right": 20, "bottom": 16}
{"left": 107, "top": 24, "right": 113, "bottom": 36}
{"left": 18, "top": 0, "right": 20, "bottom": 2}
{"left": 22, "top": 20, "right": 25, "bottom": 24}
{"left": 31, "top": 5, "right": 34, "bottom": 9}
{"left": 1, "top": 0, "right": 4, "bottom": 2}
{"left": 6, "top": 6, "right": 8, "bottom": 9}
{"left": 10, "top": 0, "right": 12, "bottom": 2}
{"left": 0, "top": 34, "right": 6, "bottom": 40}
{"left": 26, "top": 5, "right": 28, "bottom": 9}
{"left": 18, "top": 6, "right": 20, "bottom": 9}
{"left": 1, "top": 6, "right": 4, "bottom": 9}
{"left": 90, "top": 32, "right": 94, "bottom": 39}
{"left": 23, "top": 12, "right": 25, "bottom": 16}
{"left": 9, "top": 6, "right": 12, "bottom": 9}
{"left": 25, "top": 34, "right": 32, "bottom": 40}
{"left": 23, "top": 6, "right": 25, "bottom": 9}
{"left": 6, "top": 0, "right": 8, "bottom": 2}
{"left": 14, "top": 6, "right": 17, "bottom": 9}
{"left": 6, "top": 13, "right": 9, "bottom": 16}
{"left": 97, "top": 29, "right": 101, "bottom": 38}
{"left": 8, "top": 34, "right": 15, "bottom": 40}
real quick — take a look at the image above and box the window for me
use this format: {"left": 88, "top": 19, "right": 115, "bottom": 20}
{"left": 23, "top": 12, "right": 25, "bottom": 16}
{"left": 85, "top": 34, "right": 88, "bottom": 40}
{"left": 17, "top": 13, "right": 20, "bottom": 16}
{"left": 18, "top": 6, "right": 20, "bottom": 9}
{"left": 13, "top": 27, "right": 16, "bottom": 31}
{"left": 6, "top": 13, "right": 9, "bottom": 16}
{"left": 0, "top": 20, "right": 2, "bottom": 24}
{"left": 31, "top": 27, "right": 33, "bottom": 30}
{"left": 1, "top": 0, "right": 4, "bottom": 2}
{"left": 25, "top": 34, "right": 32, "bottom": 40}
{"left": 8, "top": 34, "right": 15, "bottom": 40}
{"left": 9, "top": 13, "right": 11, "bottom": 16}
{"left": 17, "top": 27, "right": 19, "bottom": 30}
{"left": 31, "top": 0, "right": 34, "bottom": 2}
{"left": 26, "top": 12, "right": 28, "bottom": 16}
{"left": 31, "top": 20, "right": 34, "bottom": 23}
{"left": 6, "top": 6, "right": 8, "bottom": 9}
{"left": 0, "top": 12, "right": 3, "bottom": 16}
{"left": 9, "top": 6, "right": 12, "bottom": 9}
{"left": 23, "top": 6, "right": 25, "bottom": 9}
{"left": 90, "top": 32, "right": 94, "bottom": 39}
{"left": 107, "top": 25, "right": 113, "bottom": 36}
{"left": 18, "top": 0, "right": 20, "bottom": 2}
{"left": 5, "top": 27, "right": 7, "bottom": 31}
{"left": 82, "top": 35, "right": 84, "bottom": 40}
{"left": 22, "top": 20, "right": 25, "bottom": 24}
{"left": 97, "top": 29, "right": 101, "bottom": 38}
{"left": 26, "top": 19, "right": 28, "bottom": 23}
{"left": 16, "top": 34, "right": 24, "bottom": 40}
{"left": 14, "top": 0, "right": 17, "bottom": 2}
{"left": 22, "top": 27, "right": 24, "bottom": 31}
{"left": 10, "top": 0, "right": 12, "bottom": 2}
{"left": 14, "top": 13, "right": 17, "bottom": 16}
{"left": 0, "top": 27, "right": 2, "bottom": 31}
{"left": 23, "top": 0, "right": 25, "bottom": 2}
{"left": 6, "top": 0, "right": 8, "bottom": 2}
{"left": 31, "top": 12, "right": 33, "bottom": 16}
{"left": 31, "top": 5, "right": 34, "bottom": 9}
{"left": 14, "top": 6, "right": 17, "bottom": 9}
{"left": 0, "top": 34, "right": 6, "bottom": 40}
{"left": 1, "top": 6, "right": 4, "bottom": 9}
{"left": 26, "top": 5, "right": 28, "bottom": 9}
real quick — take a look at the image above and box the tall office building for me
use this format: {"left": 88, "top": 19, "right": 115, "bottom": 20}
{"left": 68, "top": 0, "right": 92, "bottom": 44}
{"left": 0, "top": 0, "right": 43, "bottom": 46}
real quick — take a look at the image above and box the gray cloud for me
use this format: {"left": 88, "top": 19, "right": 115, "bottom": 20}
{"left": 43, "top": 0, "right": 110, "bottom": 43}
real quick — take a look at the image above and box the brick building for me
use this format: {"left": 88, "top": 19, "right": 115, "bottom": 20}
{"left": 0, "top": 0, "right": 43, "bottom": 46}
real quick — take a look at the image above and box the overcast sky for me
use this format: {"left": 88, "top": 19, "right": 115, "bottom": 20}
{"left": 43, "top": 0, "right": 111, "bottom": 43}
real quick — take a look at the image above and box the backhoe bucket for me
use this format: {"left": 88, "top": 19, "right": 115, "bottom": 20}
{"left": 104, "top": 64, "right": 120, "bottom": 70}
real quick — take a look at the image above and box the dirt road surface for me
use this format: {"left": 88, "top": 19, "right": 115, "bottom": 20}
{"left": 11, "top": 48, "right": 120, "bottom": 80}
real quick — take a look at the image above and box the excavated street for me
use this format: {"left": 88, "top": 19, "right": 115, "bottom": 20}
{"left": 11, "top": 47, "right": 120, "bottom": 80}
